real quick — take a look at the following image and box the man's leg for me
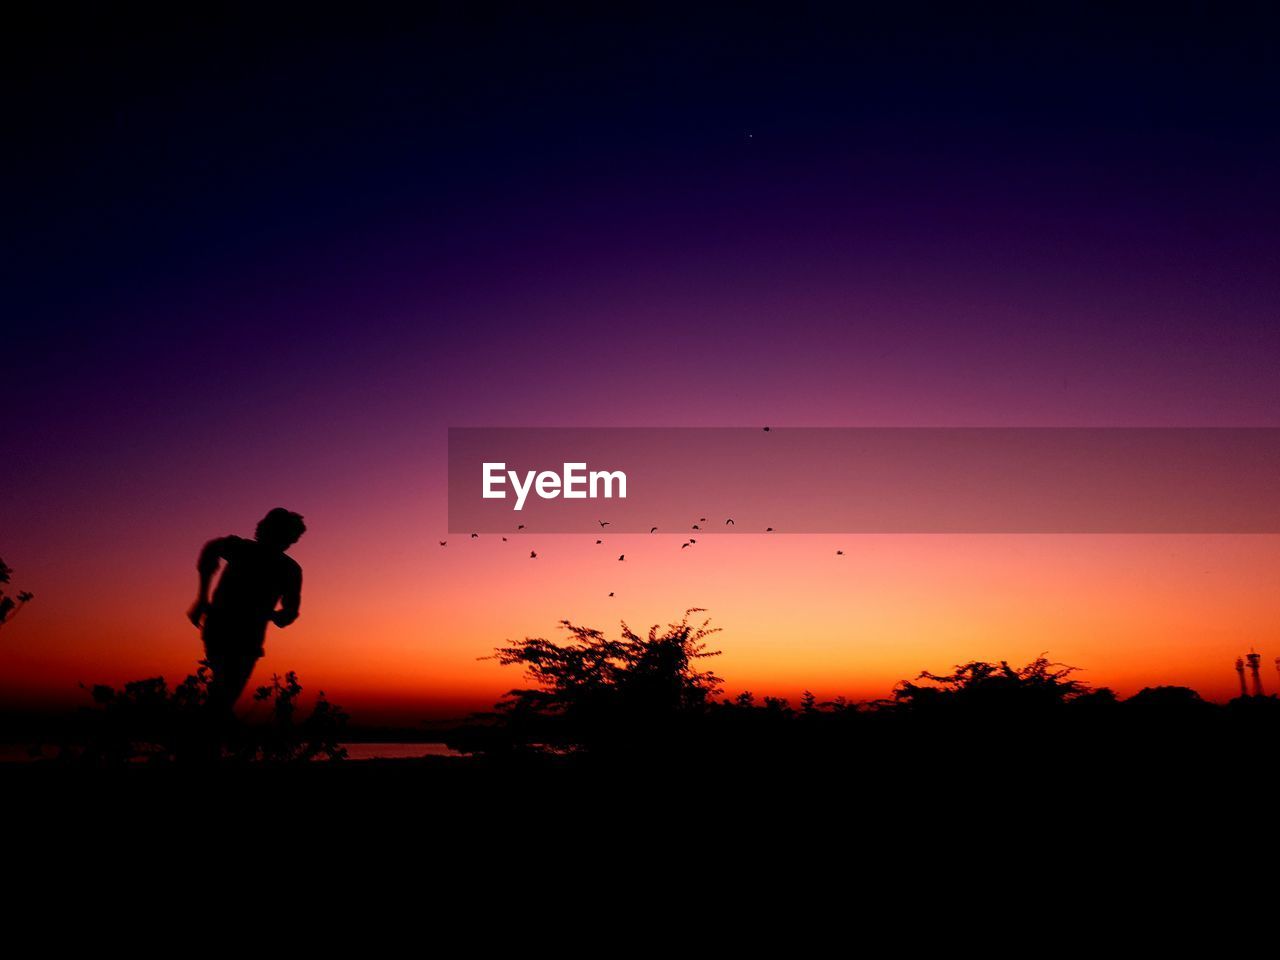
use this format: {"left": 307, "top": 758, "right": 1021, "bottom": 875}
{"left": 202, "top": 645, "right": 260, "bottom": 757}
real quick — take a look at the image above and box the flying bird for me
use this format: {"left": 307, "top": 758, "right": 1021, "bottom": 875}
{"left": 618, "top": 554, "right": 625, "bottom": 561}
{"left": 439, "top": 541, "right": 446, "bottom": 546}
{"left": 689, "top": 538, "right": 696, "bottom": 543}
{"left": 725, "top": 518, "right": 735, "bottom": 525}
{"left": 598, "top": 520, "right": 610, "bottom": 527}
{"left": 530, "top": 551, "right": 537, "bottom": 559}
{"left": 596, "top": 539, "right": 603, "bottom": 544}
{"left": 650, "top": 527, "right": 658, "bottom": 533}
{"left": 763, "top": 426, "right": 771, "bottom": 432}
{"left": 699, "top": 517, "right": 707, "bottom": 522}
{"left": 502, "top": 537, "right": 508, "bottom": 542}
{"left": 608, "top": 592, "right": 614, "bottom": 597}
{"left": 470, "top": 533, "right": 478, "bottom": 539}
{"left": 692, "top": 524, "right": 700, "bottom": 530}
{"left": 517, "top": 524, "right": 525, "bottom": 530}
{"left": 836, "top": 550, "right": 844, "bottom": 556}
{"left": 682, "top": 542, "right": 690, "bottom": 549}
{"left": 766, "top": 527, "right": 773, "bottom": 532}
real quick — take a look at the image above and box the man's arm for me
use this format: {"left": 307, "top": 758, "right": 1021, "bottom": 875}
{"left": 271, "top": 561, "right": 302, "bottom": 628}
{"left": 188, "top": 537, "right": 236, "bottom": 627}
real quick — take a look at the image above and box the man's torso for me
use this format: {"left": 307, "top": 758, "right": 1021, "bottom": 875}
{"left": 204, "top": 537, "right": 299, "bottom": 654}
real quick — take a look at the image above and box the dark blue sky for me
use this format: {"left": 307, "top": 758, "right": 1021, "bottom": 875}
{"left": 12, "top": 5, "right": 1280, "bottom": 320}
{"left": 8, "top": 4, "right": 1280, "bottom": 434}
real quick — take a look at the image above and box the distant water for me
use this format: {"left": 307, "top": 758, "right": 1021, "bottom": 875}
{"left": 339, "top": 742, "right": 466, "bottom": 760}
{"left": 0, "top": 742, "right": 467, "bottom": 762}
{"left": 0, "top": 744, "right": 46, "bottom": 763}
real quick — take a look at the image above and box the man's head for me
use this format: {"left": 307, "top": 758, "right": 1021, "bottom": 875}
{"left": 255, "top": 508, "right": 306, "bottom": 550}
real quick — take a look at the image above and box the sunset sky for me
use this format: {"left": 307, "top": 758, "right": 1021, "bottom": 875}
{"left": 5, "top": 7, "right": 1280, "bottom": 723}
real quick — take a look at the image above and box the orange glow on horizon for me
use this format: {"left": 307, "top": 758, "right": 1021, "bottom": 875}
{"left": 3, "top": 528, "right": 1276, "bottom": 723}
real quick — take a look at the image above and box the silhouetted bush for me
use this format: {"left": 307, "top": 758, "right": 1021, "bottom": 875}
{"left": 1125, "top": 685, "right": 1211, "bottom": 712}
{"left": 251, "top": 671, "right": 349, "bottom": 762}
{"left": 889, "top": 656, "right": 1089, "bottom": 716}
{"left": 450, "top": 609, "right": 722, "bottom": 753}
{"left": 0, "top": 554, "right": 35, "bottom": 629}
{"left": 452, "top": 612, "right": 1280, "bottom": 766}
{"left": 73, "top": 664, "right": 348, "bottom": 765}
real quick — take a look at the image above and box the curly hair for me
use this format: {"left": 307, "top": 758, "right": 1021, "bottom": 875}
{"left": 255, "top": 507, "right": 306, "bottom": 548}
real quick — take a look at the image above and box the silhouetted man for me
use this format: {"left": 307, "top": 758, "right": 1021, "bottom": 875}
{"left": 189, "top": 508, "right": 305, "bottom": 720}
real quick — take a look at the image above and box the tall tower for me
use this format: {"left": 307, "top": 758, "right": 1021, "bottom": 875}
{"left": 1236, "top": 657, "right": 1248, "bottom": 698}
{"left": 1246, "top": 650, "right": 1264, "bottom": 697}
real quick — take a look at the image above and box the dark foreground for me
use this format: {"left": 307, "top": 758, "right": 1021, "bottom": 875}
{"left": 2, "top": 731, "right": 1265, "bottom": 819}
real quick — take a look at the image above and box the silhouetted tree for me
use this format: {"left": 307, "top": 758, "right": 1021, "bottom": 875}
{"left": 479, "top": 608, "right": 722, "bottom": 750}
{"left": 762, "top": 695, "right": 792, "bottom": 716}
{"left": 0, "top": 554, "right": 35, "bottom": 629}
{"left": 1126, "top": 685, "right": 1205, "bottom": 708}
{"left": 891, "top": 656, "right": 1089, "bottom": 715}
{"left": 1068, "top": 686, "right": 1120, "bottom": 716}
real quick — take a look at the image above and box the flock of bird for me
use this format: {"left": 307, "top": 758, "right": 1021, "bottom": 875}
{"left": 438, "top": 515, "right": 760, "bottom": 553}
{"left": 437, "top": 427, "right": 845, "bottom": 596}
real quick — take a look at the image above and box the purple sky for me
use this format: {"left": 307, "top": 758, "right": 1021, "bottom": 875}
{"left": 5, "top": 7, "right": 1280, "bottom": 715}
